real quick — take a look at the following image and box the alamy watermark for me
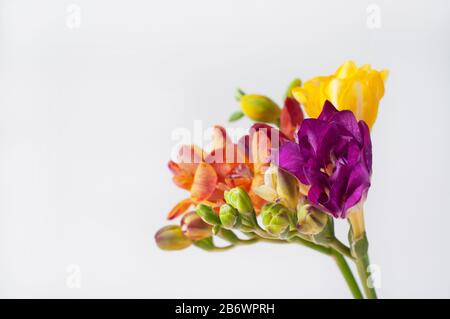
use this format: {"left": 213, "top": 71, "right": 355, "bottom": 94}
{"left": 66, "top": 264, "right": 81, "bottom": 289}
{"left": 367, "top": 264, "right": 382, "bottom": 289}
{"left": 366, "top": 4, "right": 382, "bottom": 29}
{"left": 170, "top": 121, "right": 279, "bottom": 165}
{"left": 66, "top": 4, "right": 81, "bottom": 29}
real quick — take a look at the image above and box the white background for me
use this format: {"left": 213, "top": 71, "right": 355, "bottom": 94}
{"left": 1, "top": 0, "right": 449, "bottom": 298}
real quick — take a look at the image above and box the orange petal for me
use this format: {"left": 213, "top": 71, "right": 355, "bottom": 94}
{"left": 190, "top": 162, "right": 218, "bottom": 202}
{"left": 249, "top": 190, "right": 266, "bottom": 214}
{"left": 172, "top": 175, "right": 193, "bottom": 190}
{"left": 205, "top": 188, "right": 226, "bottom": 204}
{"left": 168, "top": 160, "right": 183, "bottom": 175}
{"left": 206, "top": 143, "right": 251, "bottom": 179}
{"left": 168, "top": 160, "right": 194, "bottom": 190}
{"left": 249, "top": 174, "right": 267, "bottom": 214}
{"left": 213, "top": 163, "right": 236, "bottom": 179}
{"left": 167, "top": 198, "right": 192, "bottom": 220}
{"left": 205, "top": 146, "right": 238, "bottom": 178}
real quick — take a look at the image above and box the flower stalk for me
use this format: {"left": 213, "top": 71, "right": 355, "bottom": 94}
{"left": 331, "top": 250, "right": 364, "bottom": 299}
{"left": 355, "top": 253, "right": 377, "bottom": 299}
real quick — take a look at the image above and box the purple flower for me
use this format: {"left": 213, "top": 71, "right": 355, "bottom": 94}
{"left": 277, "top": 101, "right": 372, "bottom": 218}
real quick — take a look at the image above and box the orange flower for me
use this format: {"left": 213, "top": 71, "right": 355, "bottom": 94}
{"left": 167, "top": 126, "right": 262, "bottom": 220}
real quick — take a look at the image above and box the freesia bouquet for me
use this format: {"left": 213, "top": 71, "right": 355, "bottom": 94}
{"left": 155, "top": 61, "right": 388, "bottom": 299}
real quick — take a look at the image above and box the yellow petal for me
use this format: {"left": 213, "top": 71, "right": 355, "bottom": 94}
{"left": 380, "top": 69, "right": 389, "bottom": 82}
{"left": 335, "top": 60, "right": 357, "bottom": 79}
{"left": 293, "top": 77, "right": 330, "bottom": 119}
{"left": 359, "top": 64, "right": 372, "bottom": 72}
{"left": 252, "top": 185, "right": 278, "bottom": 202}
{"left": 292, "top": 87, "right": 308, "bottom": 105}
{"left": 325, "top": 78, "right": 344, "bottom": 108}
{"left": 340, "top": 80, "right": 378, "bottom": 128}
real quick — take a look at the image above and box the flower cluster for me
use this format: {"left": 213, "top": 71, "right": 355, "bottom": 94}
{"left": 155, "top": 61, "right": 388, "bottom": 299}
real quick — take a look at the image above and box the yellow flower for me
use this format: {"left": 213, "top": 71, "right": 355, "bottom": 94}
{"left": 292, "top": 60, "right": 388, "bottom": 128}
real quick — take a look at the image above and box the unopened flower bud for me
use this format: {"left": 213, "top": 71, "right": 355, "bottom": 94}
{"left": 224, "top": 187, "right": 253, "bottom": 214}
{"left": 276, "top": 168, "right": 299, "bottom": 210}
{"left": 196, "top": 204, "right": 221, "bottom": 226}
{"left": 261, "top": 203, "right": 291, "bottom": 236}
{"left": 154, "top": 225, "right": 192, "bottom": 251}
{"left": 296, "top": 203, "right": 329, "bottom": 235}
{"left": 225, "top": 187, "right": 257, "bottom": 228}
{"left": 240, "top": 94, "right": 281, "bottom": 124}
{"left": 219, "top": 204, "right": 241, "bottom": 229}
{"left": 180, "top": 211, "right": 212, "bottom": 241}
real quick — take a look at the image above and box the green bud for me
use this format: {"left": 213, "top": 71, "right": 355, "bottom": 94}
{"left": 224, "top": 187, "right": 257, "bottom": 228}
{"left": 224, "top": 187, "right": 253, "bottom": 214}
{"left": 240, "top": 94, "right": 281, "bottom": 124}
{"left": 296, "top": 203, "right": 329, "bottom": 236}
{"left": 261, "top": 203, "right": 291, "bottom": 236}
{"left": 196, "top": 204, "right": 221, "bottom": 226}
{"left": 219, "top": 204, "right": 241, "bottom": 229}
{"left": 154, "top": 225, "right": 192, "bottom": 251}
{"left": 276, "top": 168, "right": 299, "bottom": 210}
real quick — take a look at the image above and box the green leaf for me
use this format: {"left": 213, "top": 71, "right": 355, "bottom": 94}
{"left": 228, "top": 111, "right": 244, "bottom": 122}
{"left": 234, "top": 88, "right": 245, "bottom": 101}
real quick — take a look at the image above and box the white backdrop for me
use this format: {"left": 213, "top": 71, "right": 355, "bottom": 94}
{"left": 1, "top": 0, "right": 450, "bottom": 298}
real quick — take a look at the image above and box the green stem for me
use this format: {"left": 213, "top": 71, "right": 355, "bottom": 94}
{"left": 329, "top": 238, "right": 354, "bottom": 260}
{"left": 237, "top": 237, "right": 260, "bottom": 245}
{"left": 287, "top": 236, "right": 332, "bottom": 256}
{"left": 290, "top": 236, "right": 362, "bottom": 299}
{"left": 331, "top": 250, "right": 363, "bottom": 299}
{"left": 355, "top": 254, "right": 378, "bottom": 299}
{"left": 252, "top": 225, "right": 279, "bottom": 240}
{"left": 209, "top": 245, "right": 234, "bottom": 252}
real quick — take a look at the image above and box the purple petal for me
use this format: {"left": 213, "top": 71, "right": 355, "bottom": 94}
{"left": 318, "top": 100, "right": 339, "bottom": 121}
{"left": 277, "top": 142, "right": 307, "bottom": 183}
{"left": 342, "top": 163, "right": 371, "bottom": 215}
{"left": 329, "top": 110, "right": 362, "bottom": 144}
